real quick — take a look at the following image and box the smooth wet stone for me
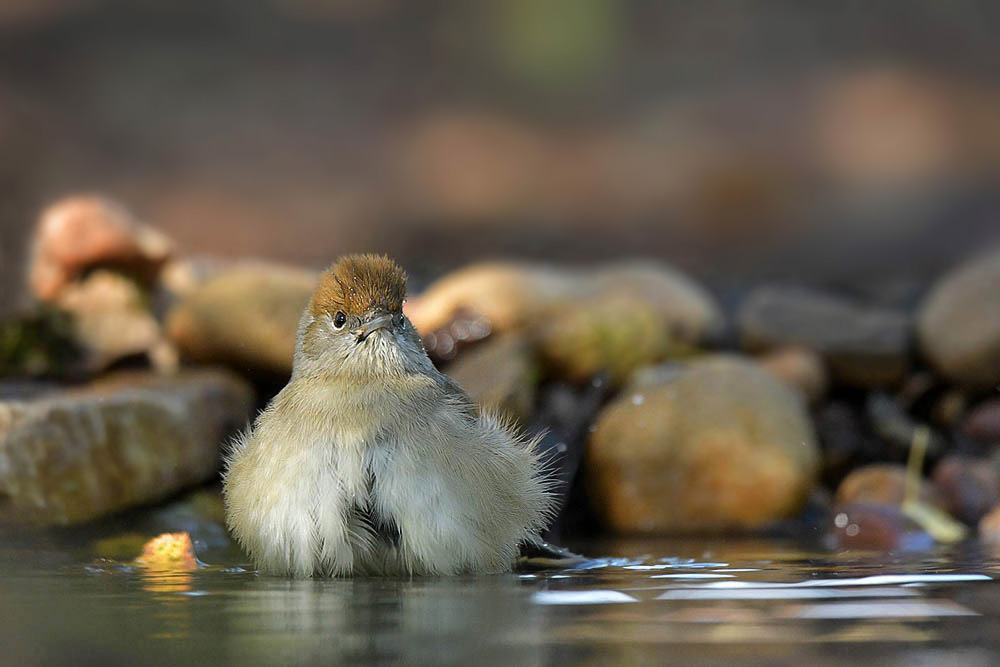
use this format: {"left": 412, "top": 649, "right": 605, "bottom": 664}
{"left": 166, "top": 264, "right": 317, "bottom": 376}
{"left": 30, "top": 195, "right": 172, "bottom": 301}
{"left": 408, "top": 260, "right": 722, "bottom": 384}
{"left": 0, "top": 369, "right": 253, "bottom": 525}
{"left": 830, "top": 502, "right": 935, "bottom": 551}
{"left": 405, "top": 262, "right": 572, "bottom": 336}
{"left": 444, "top": 334, "right": 537, "bottom": 422}
{"left": 586, "top": 356, "right": 819, "bottom": 533}
{"left": 917, "top": 249, "right": 1000, "bottom": 387}
{"left": 963, "top": 398, "right": 1000, "bottom": 447}
{"left": 932, "top": 456, "right": 1000, "bottom": 526}
{"left": 835, "top": 464, "right": 937, "bottom": 508}
{"left": 534, "top": 293, "right": 687, "bottom": 386}
{"left": 738, "top": 285, "right": 911, "bottom": 388}
{"left": 757, "top": 346, "right": 829, "bottom": 404}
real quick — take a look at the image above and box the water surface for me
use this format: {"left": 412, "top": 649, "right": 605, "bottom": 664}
{"left": 3, "top": 512, "right": 999, "bottom": 666}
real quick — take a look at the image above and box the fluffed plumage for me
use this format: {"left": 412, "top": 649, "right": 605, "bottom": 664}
{"left": 223, "top": 254, "right": 554, "bottom": 576}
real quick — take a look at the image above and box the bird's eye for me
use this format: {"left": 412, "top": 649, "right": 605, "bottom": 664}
{"left": 333, "top": 311, "right": 347, "bottom": 329}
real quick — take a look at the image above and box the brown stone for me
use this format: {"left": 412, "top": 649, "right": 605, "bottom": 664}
{"left": 166, "top": 264, "right": 317, "bottom": 376}
{"left": 0, "top": 369, "right": 253, "bottom": 525}
{"left": 835, "top": 464, "right": 937, "bottom": 508}
{"left": 55, "top": 270, "right": 172, "bottom": 373}
{"left": 932, "top": 456, "right": 1000, "bottom": 526}
{"left": 408, "top": 260, "right": 721, "bottom": 384}
{"left": 405, "top": 262, "right": 572, "bottom": 337}
{"left": 586, "top": 356, "right": 819, "bottom": 534}
{"left": 830, "top": 503, "right": 934, "bottom": 552}
{"left": 738, "top": 285, "right": 910, "bottom": 388}
{"left": 918, "top": 249, "right": 1000, "bottom": 387}
{"left": 757, "top": 346, "right": 828, "bottom": 403}
{"left": 30, "top": 195, "right": 172, "bottom": 300}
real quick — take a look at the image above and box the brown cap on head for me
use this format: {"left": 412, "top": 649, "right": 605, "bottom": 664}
{"left": 310, "top": 254, "right": 407, "bottom": 318}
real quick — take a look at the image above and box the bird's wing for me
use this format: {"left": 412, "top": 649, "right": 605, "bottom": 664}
{"left": 432, "top": 369, "right": 480, "bottom": 420}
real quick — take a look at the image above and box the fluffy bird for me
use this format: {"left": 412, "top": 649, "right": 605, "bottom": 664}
{"left": 223, "top": 254, "right": 554, "bottom": 576}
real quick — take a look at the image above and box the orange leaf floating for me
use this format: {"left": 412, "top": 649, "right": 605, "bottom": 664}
{"left": 137, "top": 532, "right": 197, "bottom": 571}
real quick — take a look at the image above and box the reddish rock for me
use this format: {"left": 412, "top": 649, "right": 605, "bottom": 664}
{"left": 831, "top": 503, "right": 934, "bottom": 552}
{"left": 30, "top": 195, "right": 173, "bottom": 300}
{"left": 835, "top": 464, "right": 937, "bottom": 508}
{"left": 932, "top": 456, "right": 1000, "bottom": 526}
{"left": 757, "top": 346, "right": 828, "bottom": 403}
{"left": 963, "top": 398, "right": 1000, "bottom": 447}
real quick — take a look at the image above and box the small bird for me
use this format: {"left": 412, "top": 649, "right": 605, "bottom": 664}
{"left": 223, "top": 254, "right": 554, "bottom": 576}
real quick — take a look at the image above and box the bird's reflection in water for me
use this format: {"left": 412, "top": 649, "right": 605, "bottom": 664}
{"left": 226, "top": 575, "right": 551, "bottom": 665}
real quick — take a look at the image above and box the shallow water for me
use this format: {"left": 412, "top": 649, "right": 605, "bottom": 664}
{"left": 3, "top": 513, "right": 1000, "bottom": 666}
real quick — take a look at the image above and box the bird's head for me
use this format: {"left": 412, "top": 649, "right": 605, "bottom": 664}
{"left": 296, "top": 254, "right": 429, "bottom": 379}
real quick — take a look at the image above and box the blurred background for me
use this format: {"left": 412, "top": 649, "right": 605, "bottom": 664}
{"left": 2, "top": 0, "right": 998, "bottom": 295}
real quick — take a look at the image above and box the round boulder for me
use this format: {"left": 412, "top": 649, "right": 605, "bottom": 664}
{"left": 586, "top": 356, "right": 819, "bottom": 533}
{"left": 918, "top": 249, "right": 1000, "bottom": 387}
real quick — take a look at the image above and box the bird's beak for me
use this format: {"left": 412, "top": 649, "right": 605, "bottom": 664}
{"left": 354, "top": 313, "right": 394, "bottom": 341}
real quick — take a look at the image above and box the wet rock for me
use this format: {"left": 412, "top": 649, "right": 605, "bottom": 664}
{"left": 405, "top": 262, "right": 573, "bottom": 337}
{"left": 409, "top": 260, "right": 722, "bottom": 381}
{"left": 166, "top": 264, "right": 317, "bottom": 377}
{"left": 963, "top": 398, "right": 1000, "bottom": 448}
{"left": 30, "top": 195, "right": 172, "bottom": 301}
{"left": 534, "top": 262, "right": 722, "bottom": 385}
{"left": 55, "top": 270, "right": 174, "bottom": 373}
{"left": 587, "top": 261, "right": 723, "bottom": 344}
{"left": 917, "top": 249, "right": 1000, "bottom": 387}
{"left": 534, "top": 293, "right": 687, "bottom": 386}
{"left": 444, "top": 334, "right": 537, "bottom": 422}
{"left": 932, "top": 456, "right": 1000, "bottom": 526}
{"left": 757, "top": 346, "right": 828, "bottom": 403}
{"left": 0, "top": 369, "right": 253, "bottom": 525}
{"left": 830, "top": 503, "right": 934, "bottom": 552}
{"left": 586, "top": 356, "right": 819, "bottom": 533}
{"left": 738, "top": 285, "right": 910, "bottom": 388}
{"left": 835, "top": 464, "right": 937, "bottom": 507}
{"left": 978, "top": 505, "right": 1000, "bottom": 545}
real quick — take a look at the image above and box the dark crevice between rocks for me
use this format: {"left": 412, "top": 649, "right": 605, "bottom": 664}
{"left": 531, "top": 374, "right": 614, "bottom": 544}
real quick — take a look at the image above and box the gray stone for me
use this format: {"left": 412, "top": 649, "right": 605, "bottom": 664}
{"left": 739, "top": 285, "right": 911, "bottom": 387}
{"left": 0, "top": 369, "right": 253, "bottom": 525}
{"left": 918, "top": 249, "right": 1000, "bottom": 387}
